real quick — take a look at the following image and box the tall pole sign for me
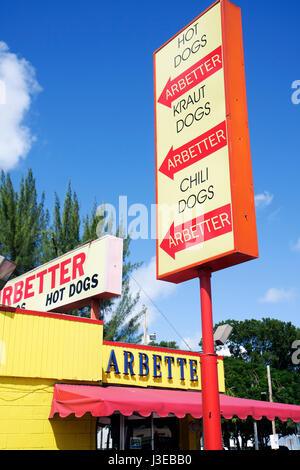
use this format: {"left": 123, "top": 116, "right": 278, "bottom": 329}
{"left": 154, "top": 0, "right": 258, "bottom": 284}
{"left": 154, "top": 0, "right": 258, "bottom": 450}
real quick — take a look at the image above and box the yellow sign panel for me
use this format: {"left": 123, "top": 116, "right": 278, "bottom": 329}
{"left": 154, "top": 0, "right": 258, "bottom": 282}
{"left": 155, "top": 2, "right": 233, "bottom": 282}
{"left": 102, "top": 342, "right": 225, "bottom": 392}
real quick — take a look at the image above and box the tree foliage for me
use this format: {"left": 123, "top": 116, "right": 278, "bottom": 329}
{"left": 213, "top": 318, "right": 300, "bottom": 448}
{"left": 0, "top": 170, "right": 45, "bottom": 276}
{"left": 223, "top": 356, "right": 300, "bottom": 404}
{"left": 148, "top": 340, "right": 179, "bottom": 349}
{"left": 215, "top": 318, "right": 300, "bottom": 371}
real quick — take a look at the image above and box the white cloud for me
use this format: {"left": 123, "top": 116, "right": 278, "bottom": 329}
{"left": 0, "top": 41, "right": 41, "bottom": 171}
{"left": 267, "top": 207, "right": 281, "bottom": 222}
{"left": 291, "top": 237, "right": 300, "bottom": 253}
{"left": 259, "top": 287, "right": 296, "bottom": 303}
{"left": 130, "top": 257, "right": 175, "bottom": 301}
{"left": 254, "top": 191, "right": 274, "bottom": 209}
{"left": 179, "top": 331, "right": 202, "bottom": 351}
{"left": 129, "top": 256, "right": 177, "bottom": 328}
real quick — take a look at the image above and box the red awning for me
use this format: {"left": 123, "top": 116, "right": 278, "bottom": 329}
{"left": 49, "top": 384, "right": 300, "bottom": 423}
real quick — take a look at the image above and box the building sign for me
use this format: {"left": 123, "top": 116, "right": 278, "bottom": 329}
{"left": 0, "top": 236, "right": 123, "bottom": 313}
{"left": 102, "top": 341, "right": 225, "bottom": 392}
{"left": 154, "top": 0, "right": 258, "bottom": 283}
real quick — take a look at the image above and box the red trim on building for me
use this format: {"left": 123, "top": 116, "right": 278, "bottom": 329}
{"left": 0, "top": 305, "right": 103, "bottom": 325}
{"left": 103, "top": 340, "right": 223, "bottom": 360}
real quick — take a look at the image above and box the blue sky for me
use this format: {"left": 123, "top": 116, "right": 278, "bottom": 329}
{"left": 0, "top": 0, "right": 300, "bottom": 350}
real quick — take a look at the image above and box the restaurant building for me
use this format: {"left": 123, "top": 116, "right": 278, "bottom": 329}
{"left": 1, "top": 305, "right": 300, "bottom": 450}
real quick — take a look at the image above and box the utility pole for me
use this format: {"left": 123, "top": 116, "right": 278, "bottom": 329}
{"left": 142, "top": 305, "right": 147, "bottom": 345}
{"left": 267, "top": 365, "right": 276, "bottom": 435}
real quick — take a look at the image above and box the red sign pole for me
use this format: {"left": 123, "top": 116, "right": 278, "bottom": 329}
{"left": 199, "top": 270, "right": 223, "bottom": 450}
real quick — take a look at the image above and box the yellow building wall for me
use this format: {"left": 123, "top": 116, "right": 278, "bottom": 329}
{"left": 0, "top": 309, "right": 103, "bottom": 381}
{"left": 0, "top": 376, "right": 96, "bottom": 450}
{"left": 0, "top": 308, "right": 102, "bottom": 450}
{"left": 0, "top": 308, "right": 226, "bottom": 450}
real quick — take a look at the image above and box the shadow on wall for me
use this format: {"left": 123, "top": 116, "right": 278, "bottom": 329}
{"left": 50, "top": 413, "right": 97, "bottom": 450}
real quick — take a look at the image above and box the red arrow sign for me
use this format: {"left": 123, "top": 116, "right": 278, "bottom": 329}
{"left": 159, "top": 121, "right": 227, "bottom": 180}
{"left": 158, "top": 46, "right": 223, "bottom": 108}
{"left": 160, "top": 204, "right": 232, "bottom": 259}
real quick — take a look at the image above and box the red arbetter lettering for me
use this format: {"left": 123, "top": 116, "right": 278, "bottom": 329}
{"left": 13, "top": 280, "right": 24, "bottom": 303}
{"left": 158, "top": 46, "right": 223, "bottom": 108}
{"left": 1, "top": 285, "right": 13, "bottom": 305}
{"left": 0, "top": 250, "right": 88, "bottom": 306}
{"left": 160, "top": 204, "right": 233, "bottom": 260}
{"left": 47, "top": 263, "right": 60, "bottom": 289}
{"left": 159, "top": 121, "right": 227, "bottom": 180}
{"left": 72, "top": 253, "right": 86, "bottom": 280}
{"left": 36, "top": 269, "right": 47, "bottom": 294}
{"left": 60, "top": 258, "right": 71, "bottom": 285}
{"left": 24, "top": 275, "right": 35, "bottom": 299}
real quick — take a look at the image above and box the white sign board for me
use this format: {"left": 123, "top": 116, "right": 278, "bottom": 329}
{"left": 155, "top": 2, "right": 232, "bottom": 280}
{"left": 154, "top": 0, "right": 258, "bottom": 283}
{"left": 0, "top": 236, "right": 123, "bottom": 313}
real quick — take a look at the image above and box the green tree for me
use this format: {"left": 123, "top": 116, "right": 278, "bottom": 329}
{"left": 215, "top": 318, "right": 300, "bottom": 371}
{"left": 103, "top": 278, "right": 143, "bottom": 343}
{"left": 41, "top": 182, "right": 80, "bottom": 260}
{"left": 222, "top": 356, "right": 300, "bottom": 404}
{"left": 81, "top": 202, "right": 102, "bottom": 244}
{"left": 0, "top": 169, "right": 45, "bottom": 276}
{"left": 221, "top": 356, "right": 300, "bottom": 448}
{"left": 213, "top": 318, "right": 300, "bottom": 448}
{"left": 148, "top": 340, "right": 179, "bottom": 349}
